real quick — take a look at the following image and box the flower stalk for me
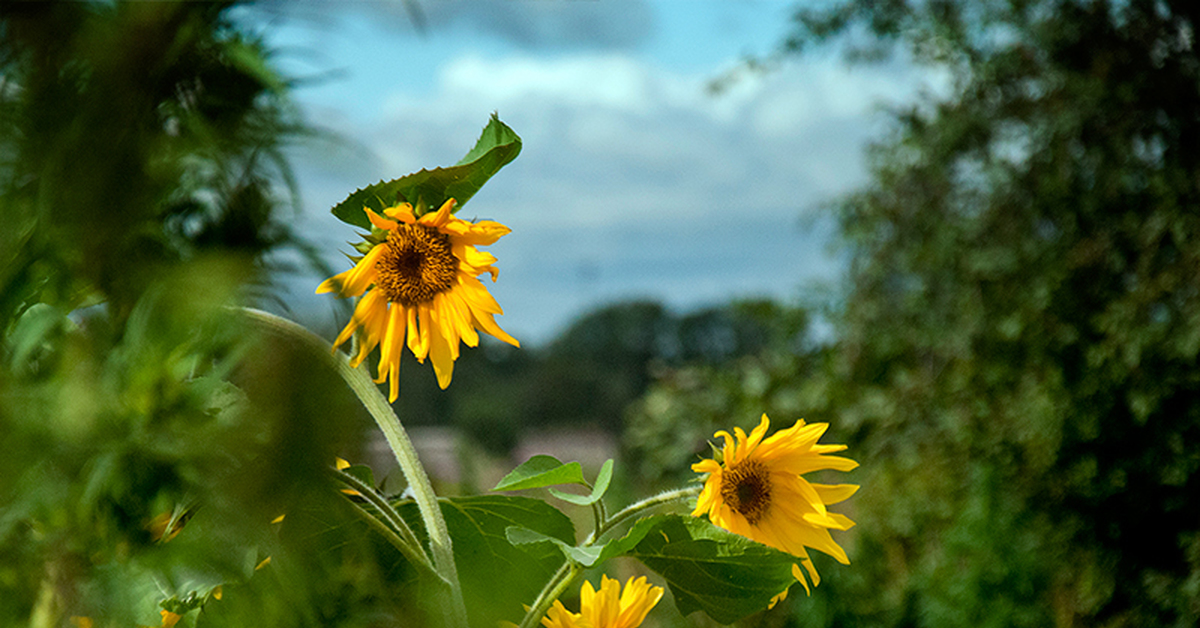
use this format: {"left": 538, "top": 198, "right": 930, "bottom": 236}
{"left": 519, "top": 485, "right": 700, "bottom": 628}
{"left": 240, "top": 307, "right": 468, "bottom": 628}
{"left": 593, "top": 486, "right": 700, "bottom": 541}
{"left": 332, "top": 467, "right": 438, "bottom": 580}
{"left": 517, "top": 562, "right": 582, "bottom": 628}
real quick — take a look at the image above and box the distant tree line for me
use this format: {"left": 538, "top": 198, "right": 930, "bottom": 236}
{"left": 389, "top": 299, "right": 817, "bottom": 457}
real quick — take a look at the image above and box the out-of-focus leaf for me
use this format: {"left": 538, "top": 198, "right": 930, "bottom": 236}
{"left": 395, "top": 495, "right": 574, "bottom": 626}
{"left": 547, "top": 458, "right": 614, "bottom": 505}
{"left": 505, "top": 526, "right": 604, "bottom": 566}
{"left": 5, "top": 303, "right": 71, "bottom": 369}
{"left": 331, "top": 114, "right": 521, "bottom": 229}
{"left": 505, "top": 501, "right": 665, "bottom": 568}
{"left": 492, "top": 455, "right": 587, "bottom": 492}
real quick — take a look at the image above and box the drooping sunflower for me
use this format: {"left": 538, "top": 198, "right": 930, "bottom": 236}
{"left": 540, "top": 575, "right": 663, "bottom": 628}
{"left": 692, "top": 413, "right": 858, "bottom": 596}
{"left": 317, "top": 198, "right": 518, "bottom": 400}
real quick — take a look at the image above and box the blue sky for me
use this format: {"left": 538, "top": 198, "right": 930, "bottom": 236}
{"left": 246, "top": 1, "right": 937, "bottom": 345}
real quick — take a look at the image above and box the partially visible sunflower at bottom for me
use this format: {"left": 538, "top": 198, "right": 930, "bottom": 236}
{"left": 692, "top": 413, "right": 859, "bottom": 599}
{"left": 540, "top": 575, "right": 663, "bottom": 628}
{"left": 317, "top": 198, "right": 518, "bottom": 399}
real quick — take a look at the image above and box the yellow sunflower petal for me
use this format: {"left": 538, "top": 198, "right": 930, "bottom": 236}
{"left": 438, "top": 291, "right": 480, "bottom": 348}
{"left": 386, "top": 356, "right": 400, "bottom": 402}
{"left": 419, "top": 198, "right": 456, "bottom": 227}
{"left": 541, "top": 600, "right": 584, "bottom": 628}
{"left": 742, "top": 413, "right": 772, "bottom": 452}
{"left": 160, "top": 610, "right": 182, "bottom": 628}
{"left": 316, "top": 244, "right": 385, "bottom": 297}
{"left": 406, "top": 305, "right": 428, "bottom": 360}
{"left": 712, "top": 429, "right": 735, "bottom": 461}
{"left": 453, "top": 243, "right": 500, "bottom": 276}
{"left": 587, "top": 577, "right": 619, "bottom": 628}
{"left": 792, "top": 562, "right": 813, "bottom": 595}
{"left": 456, "top": 273, "right": 505, "bottom": 314}
{"left": 810, "top": 483, "right": 860, "bottom": 506}
{"left": 384, "top": 202, "right": 418, "bottom": 223}
{"left": 377, "top": 303, "right": 407, "bottom": 384}
{"left": 768, "top": 585, "right": 789, "bottom": 608}
{"left": 617, "top": 576, "right": 664, "bottom": 628}
{"left": 365, "top": 207, "right": 398, "bottom": 231}
{"left": 775, "top": 454, "right": 860, "bottom": 475}
{"left": 427, "top": 315, "right": 456, "bottom": 389}
{"left": 446, "top": 219, "right": 511, "bottom": 246}
{"left": 337, "top": 289, "right": 388, "bottom": 361}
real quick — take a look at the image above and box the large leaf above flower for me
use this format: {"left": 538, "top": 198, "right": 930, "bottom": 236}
{"left": 331, "top": 113, "right": 522, "bottom": 229}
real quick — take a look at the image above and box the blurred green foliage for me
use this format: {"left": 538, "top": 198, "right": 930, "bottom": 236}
{"left": 7, "top": 0, "right": 1199, "bottom": 626}
{"left": 633, "top": 0, "right": 1200, "bottom": 626}
{"left": 0, "top": 3, "right": 387, "bottom": 626}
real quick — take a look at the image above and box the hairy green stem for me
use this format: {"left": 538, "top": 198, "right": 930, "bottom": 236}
{"left": 240, "top": 308, "right": 468, "bottom": 628}
{"left": 332, "top": 467, "right": 437, "bottom": 579}
{"left": 520, "top": 486, "right": 700, "bottom": 628}
{"left": 517, "top": 561, "right": 582, "bottom": 628}
{"left": 342, "top": 492, "right": 441, "bottom": 581}
{"left": 594, "top": 486, "right": 701, "bottom": 542}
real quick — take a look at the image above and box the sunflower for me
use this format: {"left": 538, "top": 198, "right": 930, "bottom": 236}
{"left": 317, "top": 198, "right": 518, "bottom": 400}
{"left": 692, "top": 413, "right": 858, "bottom": 596}
{"left": 540, "top": 575, "right": 663, "bottom": 628}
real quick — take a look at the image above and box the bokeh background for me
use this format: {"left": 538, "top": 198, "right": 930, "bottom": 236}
{"left": 2, "top": 1, "right": 1198, "bottom": 627}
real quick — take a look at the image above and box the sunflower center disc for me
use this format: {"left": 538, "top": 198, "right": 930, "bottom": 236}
{"left": 375, "top": 224, "right": 457, "bottom": 307}
{"left": 721, "top": 459, "right": 772, "bottom": 525}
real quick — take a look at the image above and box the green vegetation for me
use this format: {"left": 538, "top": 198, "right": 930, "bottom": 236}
{"left": 0, "top": 3, "right": 377, "bottom": 625}
{"left": 633, "top": 1, "right": 1200, "bottom": 625}
{"left": 4, "top": 0, "right": 1199, "bottom": 626}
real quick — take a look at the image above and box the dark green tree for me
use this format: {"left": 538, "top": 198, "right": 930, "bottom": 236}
{"left": 0, "top": 4, "right": 389, "bottom": 626}
{"left": 774, "top": 0, "right": 1200, "bottom": 626}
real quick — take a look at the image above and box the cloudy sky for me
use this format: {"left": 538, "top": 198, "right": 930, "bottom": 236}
{"left": 246, "top": 1, "right": 936, "bottom": 345}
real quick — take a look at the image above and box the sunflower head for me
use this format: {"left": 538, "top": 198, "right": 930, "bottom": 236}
{"left": 539, "top": 575, "right": 663, "bottom": 628}
{"left": 317, "top": 198, "right": 518, "bottom": 400}
{"left": 692, "top": 413, "right": 859, "bottom": 596}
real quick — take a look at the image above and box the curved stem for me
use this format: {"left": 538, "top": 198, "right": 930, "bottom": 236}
{"left": 342, "top": 495, "right": 441, "bottom": 581}
{"left": 596, "top": 486, "right": 700, "bottom": 540}
{"left": 240, "top": 308, "right": 468, "bottom": 628}
{"left": 517, "top": 561, "right": 582, "bottom": 628}
{"left": 520, "top": 486, "right": 700, "bottom": 628}
{"left": 332, "top": 467, "right": 436, "bottom": 579}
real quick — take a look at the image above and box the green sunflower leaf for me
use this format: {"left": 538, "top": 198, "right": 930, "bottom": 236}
{"left": 394, "top": 495, "right": 574, "bottom": 627}
{"left": 330, "top": 113, "right": 522, "bottom": 229}
{"left": 504, "top": 501, "right": 664, "bottom": 569}
{"left": 505, "top": 526, "right": 605, "bottom": 566}
{"left": 492, "top": 455, "right": 587, "bottom": 491}
{"left": 627, "top": 515, "right": 799, "bottom": 624}
{"left": 547, "top": 458, "right": 614, "bottom": 505}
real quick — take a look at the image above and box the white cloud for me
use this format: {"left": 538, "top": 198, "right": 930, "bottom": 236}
{"left": 440, "top": 55, "right": 662, "bottom": 114}
{"left": 290, "top": 48, "right": 935, "bottom": 342}
{"left": 358, "top": 52, "right": 929, "bottom": 225}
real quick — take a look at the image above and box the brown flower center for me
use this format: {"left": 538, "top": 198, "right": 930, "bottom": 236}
{"left": 720, "top": 459, "right": 772, "bottom": 525}
{"left": 374, "top": 223, "right": 457, "bottom": 306}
